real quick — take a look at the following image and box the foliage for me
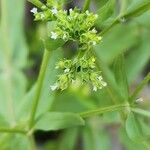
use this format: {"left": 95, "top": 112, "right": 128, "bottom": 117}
{"left": 0, "top": 0, "right": 150, "bottom": 149}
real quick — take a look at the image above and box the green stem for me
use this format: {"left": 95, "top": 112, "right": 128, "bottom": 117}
{"left": 0, "top": 127, "right": 26, "bottom": 134}
{"left": 100, "top": 1, "right": 150, "bottom": 36}
{"left": 28, "top": 0, "right": 45, "bottom": 9}
{"left": 83, "top": 0, "right": 91, "bottom": 12}
{"left": 79, "top": 103, "right": 129, "bottom": 118}
{"left": 29, "top": 49, "right": 51, "bottom": 129}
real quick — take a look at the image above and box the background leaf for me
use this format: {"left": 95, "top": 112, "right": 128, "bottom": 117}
{"left": 35, "top": 112, "right": 85, "bottom": 131}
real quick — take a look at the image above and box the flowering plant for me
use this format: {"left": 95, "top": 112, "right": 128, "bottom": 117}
{"left": 0, "top": 0, "right": 150, "bottom": 149}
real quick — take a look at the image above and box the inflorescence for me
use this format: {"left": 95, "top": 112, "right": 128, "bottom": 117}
{"left": 30, "top": 0, "right": 107, "bottom": 91}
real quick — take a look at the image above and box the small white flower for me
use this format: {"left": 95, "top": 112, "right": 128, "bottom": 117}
{"left": 51, "top": 7, "right": 58, "bottom": 15}
{"left": 98, "top": 76, "right": 103, "bottom": 81}
{"left": 64, "top": 68, "right": 70, "bottom": 73}
{"left": 30, "top": 7, "right": 38, "bottom": 14}
{"left": 136, "top": 98, "right": 143, "bottom": 103}
{"left": 72, "top": 80, "right": 76, "bottom": 84}
{"left": 69, "top": 8, "right": 73, "bottom": 13}
{"left": 50, "top": 84, "right": 58, "bottom": 91}
{"left": 98, "top": 36, "right": 102, "bottom": 41}
{"left": 63, "top": 34, "right": 67, "bottom": 40}
{"left": 95, "top": 14, "right": 98, "bottom": 19}
{"left": 86, "top": 10, "right": 90, "bottom": 16}
{"left": 55, "top": 66, "right": 59, "bottom": 69}
{"left": 51, "top": 32, "right": 58, "bottom": 40}
{"left": 91, "top": 57, "right": 95, "bottom": 62}
{"left": 92, "top": 28, "right": 97, "bottom": 33}
{"left": 93, "top": 86, "right": 97, "bottom": 91}
{"left": 101, "top": 81, "right": 107, "bottom": 87}
{"left": 92, "top": 41, "right": 97, "bottom": 45}
{"left": 40, "top": 14, "right": 45, "bottom": 19}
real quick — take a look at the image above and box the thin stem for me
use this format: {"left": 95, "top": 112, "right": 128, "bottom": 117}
{"left": 100, "top": 1, "right": 150, "bottom": 36}
{"left": 28, "top": 0, "right": 45, "bottom": 9}
{"left": 29, "top": 49, "right": 51, "bottom": 129}
{"left": 79, "top": 103, "right": 129, "bottom": 118}
{"left": 83, "top": 0, "right": 91, "bottom": 12}
{"left": 0, "top": 127, "right": 26, "bottom": 134}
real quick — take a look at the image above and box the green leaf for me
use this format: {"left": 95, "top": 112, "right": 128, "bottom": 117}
{"left": 95, "top": 24, "right": 138, "bottom": 64}
{"left": 123, "top": 1, "right": 150, "bottom": 19}
{"left": 35, "top": 112, "right": 85, "bottom": 131}
{"left": 96, "top": 0, "right": 116, "bottom": 26}
{"left": 0, "top": 134, "right": 31, "bottom": 150}
{"left": 113, "top": 54, "right": 129, "bottom": 101}
{"left": 131, "top": 108, "right": 150, "bottom": 118}
{"left": 125, "top": 34, "right": 150, "bottom": 83}
{"left": 57, "top": 128, "right": 79, "bottom": 150}
{"left": 129, "top": 73, "right": 150, "bottom": 103}
{"left": 0, "top": 0, "right": 27, "bottom": 124}
{"left": 44, "top": 128, "right": 78, "bottom": 150}
{"left": 125, "top": 112, "right": 144, "bottom": 142}
{"left": 100, "top": 0, "right": 150, "bottom": 36}
{"left": 82, "top": 124, "right": 111, "bottom": 150}
{"left": 119, "top": 128, "right": 145, "bottom": 150}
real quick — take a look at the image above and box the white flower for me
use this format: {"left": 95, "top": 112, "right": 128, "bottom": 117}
{"left": 95, "top": 14, "right": 98, "bottom": 19}
{"left": 51, "top": 7, "right": 58, "bottom": 15}
{"left": 40, "top": 14, "right": 45, "bottom": 19}
{"left": 64, "top": 68, "right": 70, "bottom": 73}
{"left": 51, "top": 32, "right": 58, "bottom": 40}
{"left": 136, "top": 98, "right": 143, "bottom": 103}
{"left": 101, "top": 81, "right": 107, "bottom": 87}
{"left": 91, "top": 57, "right": 95, "bottom": 62}
{"left": 30, "top": 7, "right": 38, "bottom": 14}
{"left": 50, "top": 84, "right": 58, "bottom": 91}
{"left": 69, "top": 8, "right": 73, "bottom": 13}
{"left": 92, "top": 28, "right": 97, "bottom": 33}
{"left": 86, "top": 10, "right": 90, "bottom": 16}
{"left": 98, "top": 36, "right": 102, "bottom": 41}
{"left": 92, "top": 41, "right": 97, "bottom": 45}
{"left": 63, "top": 34, "right": 67, "bottom": 40}
{"left": 93, "top": 86, "right": 97, "bottom": 91}
{"left": 98, "top": 76, "right": 103, "bottom": 81}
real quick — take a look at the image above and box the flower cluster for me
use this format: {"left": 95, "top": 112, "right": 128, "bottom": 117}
{"left": 50, "top": 9, "right": 102, "bottom": 50}
{"left": 30, "top": 1, "right": 107, "bottom": 91}
{"left": 30, "top": 0, "right": 64, "bottom": 21}
{"left": 50, "top": 57, "right": 107, "bottom": 91}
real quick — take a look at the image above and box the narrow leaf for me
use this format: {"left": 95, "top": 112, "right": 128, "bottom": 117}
{"left": 129, "top": 72, "right": 150, "bottom": 103}
{"left": 125, "top": 112, "right": 144, "bottom": 142}
{"left": 113, "top": 54, "right": 129, "bottom": 101}
{"left": 124, "top": 1, "right": 150, "bottom": 19}
{"left": 35, "top": 112, "right": 85, "bottom": 131}
{"left": 131, "top": 108, "right": 150, "bottom": 118}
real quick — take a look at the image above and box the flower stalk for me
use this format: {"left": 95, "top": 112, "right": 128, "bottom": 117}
{"left": 29, "top": 49, "right": 51, "bottom": 129}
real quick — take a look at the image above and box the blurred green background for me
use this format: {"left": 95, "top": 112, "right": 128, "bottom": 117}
{"left": 0, "top": 0, "right": 150, "bottom": 150}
